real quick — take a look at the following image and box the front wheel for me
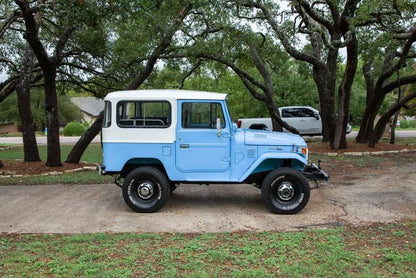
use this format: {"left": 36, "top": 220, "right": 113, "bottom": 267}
{"left": 261, "top": 167, "right": 310, "bottom": 214}
{"left": 122, "top": 166, "right": 170, "bottom": 213}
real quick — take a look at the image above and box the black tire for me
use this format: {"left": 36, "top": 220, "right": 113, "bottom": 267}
{"left": 261, "top": 167, "right": 310, "bottom": 214}
{"left": 122, "top": 166, "right": 170, "bottom": 213}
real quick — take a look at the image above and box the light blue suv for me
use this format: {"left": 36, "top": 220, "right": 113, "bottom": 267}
{"left": 99, "top": 90, "right": 328, "bottom": 214}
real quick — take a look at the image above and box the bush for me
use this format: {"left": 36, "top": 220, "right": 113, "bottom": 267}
{"left": 82, "top": 121, "right": 90, "bottom": 129}
{"left": 399, "top": 119, "right": 416, "bottom": 129}
{"left": 63, "top": 122, "right": 85, "bottom": 136}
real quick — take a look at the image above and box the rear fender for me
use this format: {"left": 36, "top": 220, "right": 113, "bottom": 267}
{"left": 121, "top": 158, "right": 168, "bottom": 178}
{"left": 238, "top": 153, "right": 307, "bottom": 183}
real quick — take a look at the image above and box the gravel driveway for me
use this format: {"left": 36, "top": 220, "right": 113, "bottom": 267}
{"left": 1, "top": 163, "right": 415, "bottom": 233}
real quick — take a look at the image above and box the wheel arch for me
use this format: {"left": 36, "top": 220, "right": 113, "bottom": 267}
{"left": 120, "top": 158, "right": 170, "bottom": 180}
{"left": 238, "top": 153, "right": 307, "bottom": 183}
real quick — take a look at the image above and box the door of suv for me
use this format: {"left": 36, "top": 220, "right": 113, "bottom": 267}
{"left": 281, "top": 107, "right": 321, "bottom": 135}
{"left": 176, "top": 100, "right": 231, "bottom": 172}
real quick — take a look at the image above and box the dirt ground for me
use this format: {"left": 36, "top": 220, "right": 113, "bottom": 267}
{"left": 0, "top": 148, "right": 415, "bottom": 233}
{"left": 0, "top": 161, "right": 97, "bottom": 176}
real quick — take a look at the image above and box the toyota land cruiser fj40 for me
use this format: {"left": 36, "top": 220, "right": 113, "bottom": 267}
{"left": 98, "top": 90, "right": 328, "bottom": 214}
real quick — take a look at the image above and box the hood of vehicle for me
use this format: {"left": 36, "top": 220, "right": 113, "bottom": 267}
{"left": 244, "top": 129, "right": 306, "bottom": 146}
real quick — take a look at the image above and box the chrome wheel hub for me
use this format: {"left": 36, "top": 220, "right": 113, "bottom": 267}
{"left": 277, "top": 182, "right": 295, "bottom": 201}
{"left": 138, "top": 182, "right": 154, "bottom": 199}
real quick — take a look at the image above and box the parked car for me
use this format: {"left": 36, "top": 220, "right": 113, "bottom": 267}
{"left": 98, "top": 90, "right": 328, "bottom": 214}
{"left": 238, "top": 106, "right": 351, "bottom": 135}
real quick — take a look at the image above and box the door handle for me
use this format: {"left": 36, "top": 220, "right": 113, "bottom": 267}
{"left": 180, "top": 144, "right": 190, "bottom": 149}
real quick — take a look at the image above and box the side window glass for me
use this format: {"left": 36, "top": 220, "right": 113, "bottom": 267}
{"left": 117, "top": 101, "right": 171, "bottom": 128}
{"left": 299, "top": 108, "right": 315, "bottom": 117}
{"left": 282, "top": 109, "right": 291, "bottom": 118}
{"left": 182, "top": 102, "right": 225, "bottom": 129}
{"left": 103, "top": 101, "right": 111, "bottom": 128}
{"left": 282, "top": 109, "right": 300, "bottom": 118}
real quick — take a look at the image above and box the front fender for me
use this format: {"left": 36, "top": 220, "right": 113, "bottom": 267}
{"left": 238, "top": 152, "right": 307, "bottom": 183}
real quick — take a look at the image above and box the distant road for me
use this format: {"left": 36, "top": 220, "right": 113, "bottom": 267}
{"left": 0, "top": 131, "right": 414, "bottom": 145}
{"left": 346, "top": 130, "right": 416, "bottom": 138}
{"left": 0, "top": 135, "right": 101, "bottom": 145}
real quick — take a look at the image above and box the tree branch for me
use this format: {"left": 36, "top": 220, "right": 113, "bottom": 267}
{"left": 126, "top": 2, "right": 193, "bottom": 90}
{"left": 246, "top": 1, "right": 326, "bottom": 68}
{"left": 375, "top": 27, "right": 416, "bottom": 90}
{"left": 197, "top": 53, "right": 267, "bottom": 92}
{"left": 0, "top": 9, "right": 21, "bottom": 39}
{"left": 299, "top": 0, "right": 334, "bottom": 33}
{"left": 53, "top": 26, "right": 75, "bottom": 64}
{"left": 381, "top": 74, "right": 416, "bottom": 95}
{"left": 180, "top": 60, "right": 201, "bottom": 89}
{"left": 15, "top": 0, "right": 53, "bottom": 76}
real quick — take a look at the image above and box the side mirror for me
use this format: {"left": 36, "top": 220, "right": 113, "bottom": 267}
{"left": 216, "top": 118, "right": 221, "bottom": 130}
{"left": 216, "top": 118, "right": 222, "bottom": 137}
{"left": 314, "top": 112, "right": 320, "bottom": 120}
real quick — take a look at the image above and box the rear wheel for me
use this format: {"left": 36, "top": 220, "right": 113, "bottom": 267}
{"left": 122, "top": 166, "right": 170, "bottom": 213}
{"left": 261, "top": 167, "right": 310, "bottom": 214}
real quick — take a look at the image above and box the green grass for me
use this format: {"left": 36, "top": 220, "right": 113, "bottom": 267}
{"left": 0, "top": 143, "right": 102, "bottom": 163}
{"left": 0, "top": 132, "right": 45, "bottom": 137}
{"left": 310, "top": 153, "right": 389, "bottom": 168}
{"left": 0, "top": 171, "right": 112, "bottom": 185}
{"left": 0, "top": 143, "right": 106, "bottom": 185}
{"left": 1, "top": 222, "right": 415, "bottom": 277}
{"left": 379, "top": 137, "right": 416, "bottom": 146}
{"left": 350, "top": 126, "right": 416, "bottom": 131}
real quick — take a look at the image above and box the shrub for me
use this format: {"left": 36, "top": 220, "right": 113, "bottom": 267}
{"left": 63, "top": 122, "right": 85, "bottom": 136}
{"left": 399, "top": 119, "right": 416, "bottom": 129}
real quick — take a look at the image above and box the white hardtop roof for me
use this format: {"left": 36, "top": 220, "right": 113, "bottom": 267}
{"left": 279, "top": 106, "right": 316, "bottom": 110}
{"left": 105, "top": 89, "right": 227, "bottom": 101}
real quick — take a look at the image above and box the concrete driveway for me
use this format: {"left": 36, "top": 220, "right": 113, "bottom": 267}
{"left": 1, "top": 161, "right": 415, "bottom": 233}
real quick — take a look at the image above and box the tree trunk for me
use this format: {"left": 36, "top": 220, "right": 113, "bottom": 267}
{"left": 0, "top": 79, "right": 19, "bottom": 103}
{"left": 369, "top": 91, "right": 416, "bottom": 147}
{"left": 16, "top": 43, "right": 41, "bottom": 162}
{"left": 44, "top": 73, "right": 62, "bottom": 166}
{"left": 390, "top": 87, "right": 403, "bottom": 144}
{"left": 66, "top": 111, "right": 103, "bottom": 163}
{"left": 333, "top": 34, "right": 358, "bottom": 149}
{"left": 16, "top": 0, "right": 62, "bottom": 167}
{"left": 390, "top": 112, "right": 398, "bottom": 144}
{"left": 357, "top": 49, "right": 396, "bottom": 143}
{"left": 312, "top": 57, "right": 337, "bottom": 144}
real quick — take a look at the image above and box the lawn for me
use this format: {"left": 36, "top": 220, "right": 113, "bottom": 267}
{"left": 0, "top": 143, "right": 103, "bottom": 163}
{"left": 0, "top": 171, "right": 112, "bottom": 185}
{"left": 1, "top": 222, "right": 415, "bottom": 277}
{"left": 0, "top": 143, "right": 110, "bottom": 185}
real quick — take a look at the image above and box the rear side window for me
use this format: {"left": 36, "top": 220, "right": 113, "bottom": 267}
{"left": 117, "top": 101, "right": 171, "bottom": 128}
{"left": 103, "top": 101, "right": 111, "bottom": 128}
{"left": 282, "top": 108, "right": 315, "bottom": 118}
{"left": 182, "top": 102, "right": 225, "bottom": 129}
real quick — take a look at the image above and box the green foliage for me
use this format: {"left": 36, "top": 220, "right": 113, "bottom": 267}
{"left": 0, "top": 171, "right": 111, "bottom": 186}
{"left": 1, "top": 223, "right": 415, "bottom": 277}
{"left": 63, "top": 122, "right": 85, "bottom": 136}
{"left": 82, "top": 121, "right": 90, "bottom": 129}
{"left": 0, "top": 143, "right": 103, "bottom": 163}
{"left": 400, "top": 119, "right": 416, "bottom": 128}
{"left": 0, "top": 90, "right": 82, "bottom": 128}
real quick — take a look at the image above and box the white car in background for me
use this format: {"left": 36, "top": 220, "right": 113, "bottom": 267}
{"left": 237, "top": 106, "right": 351, "bottom": 136}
